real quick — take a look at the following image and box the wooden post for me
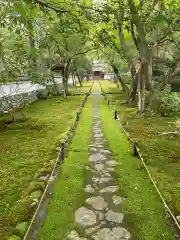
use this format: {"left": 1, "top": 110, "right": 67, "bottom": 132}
{"left": 114, "top": 111, "right": 118, "bottom": 119}
{"left": 133, "top": 143, "right": 139, "bottom": 156}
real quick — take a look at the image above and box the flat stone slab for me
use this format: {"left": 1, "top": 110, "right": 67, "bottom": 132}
{"left": 107, "top": 160, "right": 118, "bottom": 167}
{"left": 75, "top": 207, "right": 96, "bottom": 227}
{"left": 100, "top": 186, "right": 119, "bottom": 194}
{"left": 85, "top": 184, "right": 94, "bottom": 193}
{"left": 112, "top": 196, "right": 123, "bottom": 205}
{"left": 92, "top": 227, "right": 131, "bottom": 240}
{"left": 105, "top": 210, "right": 124, "bottom": 223}
{"left": 93, "top": 227, "right": 130, "bottom": 240}
{"left": 89, "top": 153, "right": 105, "bottom": 162}
{"left": 86, "top": 196, "right": 108, "bottom": 210}
{"left": 85, "top": 225, "right": 101, "bottom": 235}
{"left": 94, "top": 163, "right": 104, "bottom": 171}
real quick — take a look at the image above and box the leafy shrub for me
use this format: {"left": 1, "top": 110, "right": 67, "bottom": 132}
{"left": 157, "top": 84, "right": 180, "bottom": 116}
{"left": 37, "top": 89, "right": 48, "bottom": 100}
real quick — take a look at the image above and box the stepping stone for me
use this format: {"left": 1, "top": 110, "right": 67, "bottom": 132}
{"left": 94, "top": 163, "right": 104, "bottom": 171}
{"left": 92, "top": 227, "right": 131, "bottom": 240}
{"left": 68, "top": 230, "right": 87, "bottom": 240}
{"left": 106, "top": 167, "right": 115, "bottom": 172}
{"left": 75, "top": 207, "right": 96, "bottom": 227}
{"left": 101, "top": 172, "right": 112, "bottom": 177}
{"left": 85, "top": 184, "right": 95, "bottom": 193}
{"left": 112, "top": 195, "right": 123, "bottom": 205}
{"left": 99, "top": 177, "right": 112, "bottom": 184}
{"left": 105, "top": 210, "right": 124, "bottom": 223}
{"left": 100, "top": 186, "right": 119, "bottom": 193}
{"left": 86, "top": 196, "right": 108, "bottom": 210}
{"left": 89, "top": 153, "right": 104, "bottom": 162}
{"left": 94, "top": 133, "right": 103, "bottom": 138}
{"left": 100, "top": 149, "right": 111, "bottom": 154}
{"left": 107, "top": 160, "right": 118, "bottom": 167}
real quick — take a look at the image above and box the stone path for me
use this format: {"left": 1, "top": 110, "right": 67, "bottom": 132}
{"left": 67, "top": 87, "right": 131, "bottom": 240}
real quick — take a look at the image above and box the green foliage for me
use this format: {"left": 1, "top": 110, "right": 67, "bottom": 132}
{"left": 157, "top": 85, "right": 180, "bottom": 115}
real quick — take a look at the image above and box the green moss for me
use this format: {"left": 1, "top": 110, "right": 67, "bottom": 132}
{"left": 100, "top": 92, "right": 175, "bottom": 239}
{"left": 27, "top": 181, "right": 46, "bottom": 195}
{"left": 29, "top": 190, "right": 42, "bottom": 200}
{"left": 15, "top": 222, "right": 28, "bottom": 237}
{"left": 100, "top": 80, "right": 180, "bottom": 217}
{"left": 38, "top": 97, "right": 93, "bottom": 240}
{"left": 10, "top": 198, "right": 32, "bottom": 225}
{"left": 0, "top": 94, "right": 86, "bottom": 239}
{"left": 7, "top": 235, "right": 21, "bottom": 240}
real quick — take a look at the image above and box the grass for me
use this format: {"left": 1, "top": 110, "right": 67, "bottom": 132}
{"left": 100, "top": 97, "right": 176, "bottom": 239}
{"left": 0, "top": 94, "right": 85, "bottom": 239}
{"left": 38, "top": 96, "right": 93, "bottom": 240}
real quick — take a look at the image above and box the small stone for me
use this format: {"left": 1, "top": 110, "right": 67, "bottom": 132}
{"left": 92, "top": 177, "right": 99, "bottom": 183}
{"left": 107, "top": 160, "right": 118, "bottom": 167}
{"left": 101, "top": 172, "right": 111, "bottom": 177}
{"left": 105, "top": 210, "right": 124, "bottom": 223}
{"left": 67, "top": 230, "right": 87, "bottom": 240}
{"left": 106, "top": 167, "right": 115, "bottom": 172}
{"left": 99, "top": 177, "right": 112, "bottom": 184}
{"left": 89, "top": 153, "right": 104, "bottom": 162}
{"left": 75, "top": 207, "right": 96, "bottom": 227}
{"left": 100, "top": 186, "right": 119, "bottom": 193}
{"left": 68, "top": 230, "right": 79, "bottom": 239}
{"left": 85, "top": 166, "right": 90, "bottom": 171}
{"left": 86, "top": 196, "right": 108, "bottom": 210}
{"left": 100, "top": 149, "right": 111, "bottom": 154}
{"left": 176, "top": 215, "right": 180, "bottom": 223}
{"left": 94, "top": 164, "right": 104, "bottom": 171}
{"left": 112, "top": 195, "right": 123, "bottom": 205}
{"left": 85, "top": 184, "right": 94, "bottom": 193}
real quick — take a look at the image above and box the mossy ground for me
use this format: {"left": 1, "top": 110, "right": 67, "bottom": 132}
{"left": 100, "top": 95, "right": 176, "bottom": 239}
{"left": 100, "top": 80, "right": 180, "bottom": 231}
{"left": 0, "top": 84, "right": 91, "bottom": 239}
{"left": 38, "top": 96, "right": 93, "bottom": 240}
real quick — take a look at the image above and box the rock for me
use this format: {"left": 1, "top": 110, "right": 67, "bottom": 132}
{"left": 112, "top": 195, "right": 123, "bottom": 205}
{"left": 39, "top": 175, "right": 49, "bottom": 183}
{"left": 68, "top": 230, "right": 79, "bottom": 239}
{"left": 86, "top": 196, "right": 108, "bottom": 210}
{"left": 93, "top": 227, "right": 131, "bottom": 240}
{"left": 100, "top": 186, "right": 119, "bottom": 193}
{"left": 85, "top": 166, "right": 90, "bottom": 171}
{"left": 106, "top": 160, "right": 118, "bottom": 167}
{"left": 29, "top": 190, "right": 42, "bottom": 200}
{"left": 100, "top": 149, "right": 111, "bottom": 154}
{"left": 99, "top": 177, "right": 112, "bottom": 184}
{"left": 68, "top": 230, "right": 87, "bottom": 240}
{"left": 92, "top": 177, "right": 100, "bottom": 184}
{"left": 176, "top": 215, "right": 180, "bottom": 223}
{"left": 106, "top": 167, "right": 115, "bottom": 172}
{"left": 75, "top": 207, "right": 97, "bottom": 227}
{"left": 94, "top": 133, "right": 103, "bottom": 138}
{"left": 94, "top": 164, "right": 104, "bottom": 171}
{"left": 105, "top": 210, "right": 124, "bottom": 223}
{"left": 84, "top": 184, "right": 94, "bottom": 193}
{"left": 15, "top": 222, "right": 28, "bottom": 237}
{"left": 89, "top": 153, "right": 104, "bottom": 163}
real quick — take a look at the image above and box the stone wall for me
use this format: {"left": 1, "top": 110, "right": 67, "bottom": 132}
{"left": 0, "top": 90, "right": 39, "bottom": 116}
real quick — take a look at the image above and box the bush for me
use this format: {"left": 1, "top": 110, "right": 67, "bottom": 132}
{"left": 157, "top": 84, "right": 180, "bottom": 116}
{"left": 37, "top": 89, "right": 49, "bottom": 100}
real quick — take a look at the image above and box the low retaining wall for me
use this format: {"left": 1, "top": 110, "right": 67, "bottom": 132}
{"left": 0, "top": 90, "right": 39, "bottom": 116}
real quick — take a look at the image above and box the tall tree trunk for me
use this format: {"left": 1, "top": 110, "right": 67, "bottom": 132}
{"left": 138, "top": 63, "right": 145, "bottom": 113}
{"left": 76, "top": 71, "right": 83, "bottom": 87}
{"left": 111, "top": 63, "right": 129, "bottom": 92}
